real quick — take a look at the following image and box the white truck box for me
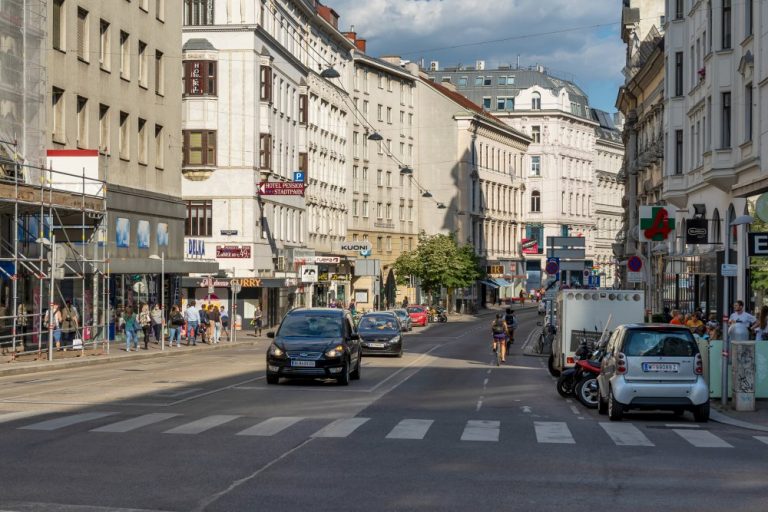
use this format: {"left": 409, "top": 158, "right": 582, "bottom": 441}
{"left": 552, "top": 290, "right": 645, "bottom": 372}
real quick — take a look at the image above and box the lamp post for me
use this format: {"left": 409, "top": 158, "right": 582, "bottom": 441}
{"left": 721, "top": 214, "right": 753, "bottom": 406}
{"left": 149, "top": 252, "right": 164, "bottom": 351}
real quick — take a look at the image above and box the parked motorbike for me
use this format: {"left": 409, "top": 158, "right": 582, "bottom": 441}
{"left": 573, "top": 357, "right": 603, "bottom": 409}
{"left": 555, "top": 340, "right": 595, "bottom": 398}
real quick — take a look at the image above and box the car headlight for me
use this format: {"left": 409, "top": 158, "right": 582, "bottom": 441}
{"left": 268, "top": 344, "right": 284, "bottom": 357}
{"left": 389, "top": 336, "right": 401, "bottom": 344}
{"left": 325, "top": 345, "right": 344, "bottom": 358}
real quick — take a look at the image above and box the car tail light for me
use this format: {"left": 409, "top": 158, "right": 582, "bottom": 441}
{"left": 617, "top": 353, "right": 627, "bottom": 374}
{"left": 566, "top": 356, "right": 574, "bottom": 364}
{"left": 694, "top": 353, "right": 703, "bottom": 375}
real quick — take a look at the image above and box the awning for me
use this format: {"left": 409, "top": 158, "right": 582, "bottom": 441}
{"left": 481, "top": 279, "right": 500, "bottom": 289}
{"left": 493, "top": 278, "right": 513, "bottom": 287}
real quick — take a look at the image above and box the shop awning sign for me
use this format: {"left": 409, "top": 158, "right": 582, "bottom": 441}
{"left": 639, "top": 206, "right": 675, "bottom": 242}
{"left": 748, "top": 232, "right": 768, "bottom": 256}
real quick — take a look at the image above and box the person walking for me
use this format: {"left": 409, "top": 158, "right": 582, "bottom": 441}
{"left": 752, "top": 305, "right": 768, "bottom": 341}
{"left": 17, "top": 303, "right": 28, "bottom": 351}
{"left": 150, "top": 303, "right": 163, "bottom": 344}
{"left": 198, "top": 304, "right": 210, "bottom": 343}
{"left": 48, "top": 303, "right": 62, "bottom": 350}
{"left": 60, "top": 300, "right": 79, "bottom": 349}
{"left": 168, "top": 305, "right": 184, "bottom": 347}
{"left": 252, "top": 305, "right": 263, "bottom": 336}
{"left": 184, "top": 300, "right": 199, "bottom": 346}
{"left": 729, "top": 300, "right": 756, "bottom": 327}
{"left": 669, "top": 309, "right": 685, "bottom": 325}
{"left": 124, "top": 306, "right": 139, "bottom": 352}
{"left": 220, "top": 306, "right": 230, "bottom": 341}
{"left": 139, "top": 303, "right": 151, "bottom": 349}
{"left": 208, "top": 304, "right": 221, "bottom": 344}
{"left": 401, "top": 297, "right": 409, "bottom": 308}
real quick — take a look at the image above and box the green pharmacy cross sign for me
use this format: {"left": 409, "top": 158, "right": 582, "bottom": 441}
{"left": 639, "top": 206, "right": 675, "bottom": 242}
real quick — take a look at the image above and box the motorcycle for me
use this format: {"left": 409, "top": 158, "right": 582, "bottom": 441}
{"left": 573, "top": 356, "right": 603, "bottom": 409}
{"left": 436, "top": 306, "right": 447, "bottom": 323}
{"left": 555, "top": 339, "right": 595, "bottom": 398}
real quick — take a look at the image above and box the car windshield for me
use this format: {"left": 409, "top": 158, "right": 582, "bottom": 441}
{"left": 406, "top": 307, "right": 423, "bottom": 314}
{"left": 624, "top": 330, "right": 698, "bottom": 357}
{"left": 358, "top": 314, "right": 399, "bottom": 333}
{"left": 278, "top": 313, "right": 342, "bottom": 338}
{"left": 393, "top": 310, "right": 408, "bottom": 320}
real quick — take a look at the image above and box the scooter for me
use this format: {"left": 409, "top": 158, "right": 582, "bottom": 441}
{"left": 436, "top": 306, "right": 447, "bottom": 323}
{"left": 555, "top": 340, "right": 593, "bottom": 398}
{"left": 573, "top": 356, "right": 603, "bottom": 408}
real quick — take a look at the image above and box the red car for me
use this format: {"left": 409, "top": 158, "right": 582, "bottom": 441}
{"left": 407, "top": 306, "right": 429, "bottom": 327}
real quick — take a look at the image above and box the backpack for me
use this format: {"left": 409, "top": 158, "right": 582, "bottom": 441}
{"left": 492, "top": 320, "right": 505, "bottom": 335}
{"left": 505, "top": 314, "right": 517, "bottom": 329}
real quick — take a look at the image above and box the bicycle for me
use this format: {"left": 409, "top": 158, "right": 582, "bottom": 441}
{"left": 493, "top": 334, "right": 506, "bottom": 366}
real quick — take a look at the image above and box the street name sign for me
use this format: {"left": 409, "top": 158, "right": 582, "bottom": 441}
{"left": 721, "top": 264, "right": 738, "bottom": 277}
{"left": 627, "top": 271, "right": 643, "bottom": 283}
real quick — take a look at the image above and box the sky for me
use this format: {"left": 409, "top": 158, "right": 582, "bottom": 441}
{"left": 329, "top": 0, "right": 625, "bottom": 113}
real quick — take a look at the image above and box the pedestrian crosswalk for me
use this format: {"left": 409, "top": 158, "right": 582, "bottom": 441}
{"left": 4, "top": 411, "right": 767, "bottom": 450}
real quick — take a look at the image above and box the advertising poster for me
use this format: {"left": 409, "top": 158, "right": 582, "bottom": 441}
{"left": 137, "top": 220, "right": 150, "bottom": 249}
{"left": 116, "top": 218, "right": 130, "bottom": 248}
{"left": 157, "top": 223, "right": 169, "bottom": 247}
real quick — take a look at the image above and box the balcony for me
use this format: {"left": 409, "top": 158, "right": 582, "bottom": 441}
{"left": 182, "top": 165, "right": 215, "bottom": 181}
{"left": 662, "top": 173, "right": 688, "bottom": 208}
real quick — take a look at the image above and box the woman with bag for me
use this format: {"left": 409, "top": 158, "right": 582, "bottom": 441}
{"left": 150, "top": 303, "right": 163, "bottom": 344}
{"left": 139, "top": 303, "right": 151, "bottom": 350}
{"left": 124, "top": 306, "right": 139, "bottom": 352}
{"left": 168, "top": 305, "right": 184, "bottom": 347}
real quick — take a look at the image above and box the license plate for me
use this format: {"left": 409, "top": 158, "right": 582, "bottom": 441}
{"left": 291, "top": 360, "right": 315, "bottom": 367}
{"left": 642, "top": 362, "right": 679, "bottom": 373}
{"left": 367, "top": 343, "right": 385, "bottom": 348}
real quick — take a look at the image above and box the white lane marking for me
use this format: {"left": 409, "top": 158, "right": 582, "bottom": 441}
{"left": 754, "top": 436, "right": 768, "bottom": 445}
{"left": 311, "top": 417, "right": 370, "bottom": 438}
{"left": 569, "top": 405, "right": 581, "bottom": 415}
{"left": 163, "top": 415, "right": 241, "bottom": 435}
{"left": 19, "top": 411, "right": 117, "bottom": 431}
{"left": 483, "top": 378, "right": 489, "bottom": 389}
{"left": 0, "top": 411, "right": 43, "bottom": 424}
{"left": 521, "top": 406, "right": 532, "bottom": 413}
{"left": 386, "top": 419, "right": 434, "bottom": 440}
{"left": 476, "top": 397, "right": 484, "bottom": 412}
{"left": 486, "top": 369, "right": 492, "bottom": 375}
{"left": 461, "top": 420, "right": 500, "bottom": 442}
{"left": 565, "top": 399, "right": 573, "bottom": 403}
{"left": 236, "top": 417, "right": 303, "bottom": 437}
{"left": 665, "top": 423, "right": 700, "bottom": 428}
{"left": 599, "top": 422, "right": 655, "bottom": 446}
{"left": 673, "top": 429, "right": 733, "bottom": 448}
{"left": 91, "top": 413, "right": 179, "bottom": 433}
{"left": 534, "top": 421, "right": 575, "bottom": 444}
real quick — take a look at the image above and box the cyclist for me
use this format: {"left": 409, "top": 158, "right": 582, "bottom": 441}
{"left": 491, "top": 313, "right": 509, "bottom": 362}
{"left": 504, "top": 307, "right": 518, "bottom": 351}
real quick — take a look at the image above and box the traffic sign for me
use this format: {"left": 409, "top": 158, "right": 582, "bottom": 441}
{"left": 627, "top": 255, "right": 643, "bottom": 272}
{"left": 545, "top": 257, "right": 560, "bottom": 275}
{"left": 582, "top": 269, "right": 590, "bottom": 278}
{"left": 258, "top": 182, "right": 305, "bottom": 196}
{"left": 546, "top": 236, "right": 586, "bottom": 248}
{"left": 721, "top": 263, "right": 738, "bottom": 277}
{"left": 231, "top": 282, "right": 242, "bottom": 294}
{"left": 627, "top": 271, "right": 643, "bottom": 283}
{"left": 547, "top": 248, "right": 586, "bottom": 260}
{"left": 301, "top": 264, "right": 319, "bottom": 283}
{"left": 293, "top": 171, "right": 305, "bottom": 182}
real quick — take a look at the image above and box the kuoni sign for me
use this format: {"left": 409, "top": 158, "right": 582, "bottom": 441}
{"left": 639, "top": 206, "right": 675, "bottom": 242}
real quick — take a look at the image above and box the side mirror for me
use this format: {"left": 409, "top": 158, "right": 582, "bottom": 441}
{"left": 266, "top": 332, "right": 275, "bottom": 339}
{"left": 536, "top": 321, "right": 542, "bottom": 326}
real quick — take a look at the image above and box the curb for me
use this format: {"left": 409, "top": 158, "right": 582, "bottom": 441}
{"left": 710, "top": 408, "right": 768, "bottom": 432}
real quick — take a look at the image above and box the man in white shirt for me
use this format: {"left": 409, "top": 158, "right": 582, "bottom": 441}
{"left": 729, "top": 300, "right": 756, "bottom": 326}
{"left": 183, "top": 300, "right": 200, "bottom": 346}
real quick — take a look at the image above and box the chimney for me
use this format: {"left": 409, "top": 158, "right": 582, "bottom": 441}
{"left": 354, "top": 38, "right": 366, "bottom": 53}
{"left": 476, "top": 60, "right": 485, "bottom": 71}
{"left": 316, "top": 3, "right": 339, "bottom": 29}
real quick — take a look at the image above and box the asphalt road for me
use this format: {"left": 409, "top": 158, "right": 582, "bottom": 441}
{"left": 0, "top": 309, "right": 766, "bottom": 512}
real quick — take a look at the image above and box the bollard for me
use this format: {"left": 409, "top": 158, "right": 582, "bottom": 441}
{"left": 731, "top": 340, "right": 756, "bottom": 412}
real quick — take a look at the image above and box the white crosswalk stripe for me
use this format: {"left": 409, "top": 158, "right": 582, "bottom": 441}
{"left": 674, "top": 428, "right": 733, "bottom": 448}
{"left": 461, "top": 420, "right": 500, "bottom": 442}
{"left": 386, "top": 419, "right": 433, "bottom": 440}
{"left": 534, "top": 421, "right": 575, "bottom": 444}
{"left": 237, "top": 417, "right": 304, "bottom": 437}
{"left": 599, "top": 422, "right": 654, "bottom": 447}
{"left": 754, "top": 436, "right": 768, "bottom": 445}
{"left": 19, "top": 412, "right": 117, "bottom": 431}
{"left": 91, "top": 413, "right": 180, "bottom": 433}
{"left": 0, "top": 411, "right": 45, "bottom": 424}
{"left": 163, "top": 415, "right": 241, "bottom": 435}
{"left": 311, "top": 417, "right": 370, "bottom": 438}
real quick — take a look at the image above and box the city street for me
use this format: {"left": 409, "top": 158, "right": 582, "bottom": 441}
{"left": 0, "top": 309, "right": 766, "bottom": 512}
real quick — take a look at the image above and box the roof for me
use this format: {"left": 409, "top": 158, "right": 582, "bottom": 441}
{"left": 590, "top": 108, "right": 622, "bottom": 143}
{"left": 182, "top": 38, "right": 217, "bottom": 51}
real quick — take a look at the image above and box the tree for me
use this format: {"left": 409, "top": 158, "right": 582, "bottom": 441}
{"left": 393, "top": 233, "right": 482, "bottom": 309}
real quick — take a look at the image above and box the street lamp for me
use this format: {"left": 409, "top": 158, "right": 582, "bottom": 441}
{"left": 721, "top": 214, "right": 754, "bottom": 406}
{"left": 149, "top": 252, "right": 165, "bottom": 351}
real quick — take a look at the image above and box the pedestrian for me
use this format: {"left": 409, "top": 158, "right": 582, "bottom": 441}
{"left": 220, "top": 306, "right": 230, "bottom": 341}
{"left": 49, "top": 303, "right": 62, "bottom": 350}
{"left": 168, "top": 305, "right": 184, "bottom": 347}
{"left": 184, "top": 300, "right": 199, "bottom": 346}
{"left": 124, "top": 306, "right": 139, "bottom": 352}
{"left": 150, "top": 303, "right": 163, "bottom": 344}
{"left": 208, "top": 303, "right": 221, "bottom": 344}
{"left": 729, "top": 300, "right": 756, "bottom": 327}
{"left": 686, "top": 313, "right": 704, "bottom": 333}
{"left": 348, "top": 299, "right": 356, "bottom": 315}
{"left": 60, "top": 300, "right": 79, "bottom": 348}
{"left": 253, "top": 305, "right": 263, "bottom": 336}
{"left": 16, "top": 302, "right": 28, "bottom": 351}
{"left": 519, "top": 290, "right": 525, "bottom": 305}
{"left": 198, "top": 304, "right": 210, "bottom": 343}
{"left": 669, "top": 309, "right": 685, "bottom": 325}
{"left": 139, "top": 303, "right": 151, "bottom": 349}
{"left": 662, "top": 307, "right": 672, "bottom": 323}
{"left": 402, "top": 296, "right": 409, "bottom": 308}
{"left": 751, "top": 305, "right": 768, "bottom": 341}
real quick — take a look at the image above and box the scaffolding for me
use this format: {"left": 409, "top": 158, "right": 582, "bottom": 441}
{"left": 0, "top": 151, "right": 110, "bottom": 362}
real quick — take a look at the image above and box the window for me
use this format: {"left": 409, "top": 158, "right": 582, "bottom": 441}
{"left": 440, "top": 76, "right": 451, "bottom": 84}
{"left": 722, "top": 0, "right": 731, "bottom": 49}
{"left": 99, "top": 20, "right": 110, "bottom": 70}
{"left": 362, "top": 200, "right": 369, "bottom": 218}
{"left": 185, "top": 200, "right": 212, "bottom": 236}
{"left": 561, "top": 192, "right": 566, "bottom": 213}
{"left": 137, "top": 118, "right": 148, "bottom": 164}
{"left": 530, "top": 156, "right": 541, "bottom": 176}
{"left": 497, "top": 76, "right": 507, "bottom": 86}
{"left": 119, "top": 111, "right": 129, "bottom": 160}
{"left": 377, "top": 169, "right": 383, "bottom": 187}
{"left": 376, "top": 202, "right": 383, "bottom": 219}
{"left": 746, "top": 0, "right": 753, "bottom": 37}
{"left": 745, "top": 83, "right": 753, "bottom": 142}
{"left": 377, "top": 237, "right": 383, "bottom": 252}
{"left": 496, "top": 97, "right": 514, "bottom": 111}
{"left": 352, "top": 200, "right": 359, "bottom": 217}
{"left": 483, "top": 76, "right": 491, "bottom": 86}
{"left": 154, "top": 124, "right": 164, "bottom": 169}
{"left": 483, "top": 97, "right": 491, "bottom": 109}
{"left": 120, "top": 31, "right": 130, "bottom": 80}
{"left": 531, "top": 126, "right": 541, "bottom": 143}
{"left": 77, "top": 96, "right": 88, "bottom": 147}
{"left": 184, "top": 60, "right": 217, "bottom": 96}
{"left": 156, "top": 0, "right": 165, "bottom": 21}
{"left": 99, "top": 104, "right": 109, "bottom": 154}
{"left": 386, "top": 171, "right": 392, "bottom": 187}
{"left": 386, "top": 203, "right": 392, "bottom": 220}
{"left": 77, "top": 8, "right": 89, "bottom": 62}
{"left": 155, "top": 50, "right": 164, "bottom": 95}
{"left": 299, "top": 94, "right": 308, "bottom": 124}
{"left": 674, "top": 52, "right": 683, "bottom": 96}
{"left": 138, "top": 41, "right": 148, "bottom": 87}
{"left": 260, "top": 62, "right": 272, "bottom": 103}
{"left": 386, "top": 236, "right": 392, "bottom": 251}
{"left": 674, "top": 0, "right": 683, "bottom": 19}
{"left": 184, "top": 0, "right": 214, "bottom": 26}
{"left": 474, "top": 76, "right": 483, "bottom": 86}
{"left": 378, "top": 72, "right": 384, "bottom": 88}
{"left": 531, "top": 92, "right": 541, "bottom": 110}
{"left": 52, "top": 0, "right": 65, "bottom": 51}
{"left": 458, "top": 77, "right": 467, "bottom": 86}
{"left": 674, "top": 129, "right": 683, "bottom": 174}
{"left": 139, "top": 0, "right": 149, "bottom": 12}
{"left": 298, "top": 152, "right": 308, "bottom": 172}
{"left": 386, "top": 107, "right": 392, "bottom": 124}
{"left": 259, "top": 133, "right": 271, "bottom": 170}
{"left": 530, "top": 191, "right": 541, "bottom": 212}
{"left": 377, "top": 104, "right": 383, "bottom": 121}
{"left": 721, "top": 92, "right": 731, "bottom": 148}
{"left": 183, "top": 130, "right": 217, "bottom": 166}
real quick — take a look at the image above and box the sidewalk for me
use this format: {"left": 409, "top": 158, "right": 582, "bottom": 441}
{"left": 711, "top": 400, "right": 768, "bottom": 432}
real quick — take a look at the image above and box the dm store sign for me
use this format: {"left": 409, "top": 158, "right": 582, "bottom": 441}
{"left": 187, "top": 239, "right": 206, "bottom": 259}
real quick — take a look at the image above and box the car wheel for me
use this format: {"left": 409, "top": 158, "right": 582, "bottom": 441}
{"left": 556, "top": 374, "right": 573, "bottom": 398}
{"left": 693, "top": 402, "right": 710, "bottom": 422}
{"left": 396, "top": 349, "right": 403, "bottom": 358}
{"left": 337, "top": 358, "right": 351, "bottom": 386}
{"left": 547, "top": 354, "right": 561, "bottom": 377}
{"left": 266, "top": 373, "right": 279, "bottom": 385}
{"left": 350, "top": 355, "right": 361, "bottom": 380}
{"left": 608, "top": 389, "right": 624, "bottom": 421}
{"left": 597, "top": 388, "right": 608, "bottom": 415}
{"left": 575, "top": 377, "right": 599, "bottom": 409}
